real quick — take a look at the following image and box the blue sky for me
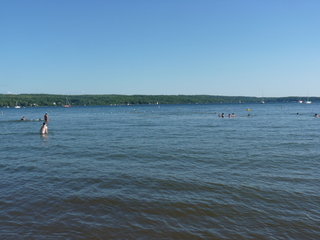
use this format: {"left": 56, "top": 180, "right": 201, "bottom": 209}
{"left": 1, "top": 0, "right": 319, "bottom": 97}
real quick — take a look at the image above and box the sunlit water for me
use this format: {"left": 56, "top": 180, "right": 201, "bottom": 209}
{"left": 1, "top": 103, "right": 319, "bottom": 239}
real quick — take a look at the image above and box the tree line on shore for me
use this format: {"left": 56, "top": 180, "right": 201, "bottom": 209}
{"left": 0, "top": 94, "right": 318, "bottom": 107}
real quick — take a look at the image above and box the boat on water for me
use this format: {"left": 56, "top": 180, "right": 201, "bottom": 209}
{"left": 63, "top": 98, "right": 71, "bottom": 107}
{"left": 15, "top": 101, "right": 21, "bottom": 108}
{"left": 260, "top": 90, "right": 265, "bottom": 104}
{"left": 305, "top": 96, "right": 311, "bottom": 104}
{"left": 298, "top": 100, "right": 303, "bottom": 103}
{"left": 305, "top": 92, "right": 312, "bottom": 104}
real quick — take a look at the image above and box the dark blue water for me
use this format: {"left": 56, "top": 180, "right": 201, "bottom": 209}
{"left": 1, "top": 103, "right": 319, "bottom": 239}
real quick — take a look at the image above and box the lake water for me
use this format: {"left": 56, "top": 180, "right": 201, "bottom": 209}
{"left": 1, "top": 103, "right": 319, "bottom": 239}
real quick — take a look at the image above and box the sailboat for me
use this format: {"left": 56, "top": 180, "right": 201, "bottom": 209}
{"left": 260, "top": 90, "right": 265, "bottom": 104}
{"left": 63, "top": 98, "right": 71, "bottom": 107}
{"left": 14, "top": 101, "right": 21, "bottom": 108}
{"left": 305, "top": 98, "right": 312, "bottom": 104}
{"left": 305, "top": 92, "right": 311, "bottom": 104}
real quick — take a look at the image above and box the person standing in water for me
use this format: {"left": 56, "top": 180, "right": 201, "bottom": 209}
{"left": 40, "top": 122, "right": 48, "bottom": 134}
{"left": 44, "top": 112, "right": 49, "bottom": 122}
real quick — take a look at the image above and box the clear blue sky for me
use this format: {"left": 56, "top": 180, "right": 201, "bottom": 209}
{"left": 1, "top": 0, "right": 319, "bottom": 97}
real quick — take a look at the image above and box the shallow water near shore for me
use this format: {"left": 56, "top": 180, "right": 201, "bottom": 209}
{"left": 1, "top": 103, "right": 320, "bottom": 239}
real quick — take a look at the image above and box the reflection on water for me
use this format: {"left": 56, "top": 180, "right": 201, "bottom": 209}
{"left": 40, "top": 134, "right": 49, "bottom": 145}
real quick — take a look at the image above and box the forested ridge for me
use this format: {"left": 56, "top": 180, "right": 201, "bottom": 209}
{"left": 0, "top": 94, "right": 319, "bottom": 107}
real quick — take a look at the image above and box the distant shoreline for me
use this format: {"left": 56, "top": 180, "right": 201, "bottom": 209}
{"left": 1, "top": 94, "right": 319, "bottom": 107}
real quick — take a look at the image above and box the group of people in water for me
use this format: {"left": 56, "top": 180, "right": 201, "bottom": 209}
{"left": 18, "top": 110, "right": 318, "bottom": 135}
{"left": 217, "top": 112, "right": 318, "bottom": 118}
{"left": 296, "top": 113, "right": 319, "bottom": 117}
{"left": 218, "top": 113, "right": 236, "bottom": 118}
{"left": 20, "top": 113, "right": 49, "bottom": 134}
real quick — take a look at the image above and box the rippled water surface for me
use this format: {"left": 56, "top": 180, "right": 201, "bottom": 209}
{"left": 1, "top": 103, "right": 320, "bottom": 239}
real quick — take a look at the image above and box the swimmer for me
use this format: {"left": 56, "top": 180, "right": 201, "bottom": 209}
{"left": 44, "top": 112, "right": 49, "bottom": 122}
{"left": 40, "top": 122, "right": 48, "bottom": 134}
{"left": 221, "top": 113, "right": 225, "bottom": 118}
{"left": 20, "top": 116, "right": 26, "bottom": 121}
{"left": 315, "top": 114, "right": 319, "bottom": 117}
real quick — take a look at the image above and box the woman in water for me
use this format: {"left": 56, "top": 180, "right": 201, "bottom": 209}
{"left": 40, "top": 122, "right": 48, "bottom": 134}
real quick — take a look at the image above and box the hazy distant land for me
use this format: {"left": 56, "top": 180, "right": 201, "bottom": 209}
{"left": 0, "top": 94, "right": 318, "bottom": 107}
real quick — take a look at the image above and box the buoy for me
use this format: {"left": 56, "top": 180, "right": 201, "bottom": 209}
{"left": 247, "top": 109, "right": 250, "bottom": 111}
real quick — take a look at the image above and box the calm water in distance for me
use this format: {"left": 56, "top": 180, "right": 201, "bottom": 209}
{"left": 1, "top": 103, "right": 320, "bottom": 239}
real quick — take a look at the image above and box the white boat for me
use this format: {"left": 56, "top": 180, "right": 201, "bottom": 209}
{"left": 14, "top": 101, "right": 21, "bottom": 108}
{"left": 260, "top": 90, "right": 265, "bottom": 104}
{"left": 305, "top": 95, "right": 311, "bottom": 104}
{"left": 298, "top": 100, "right": 303, "bottom": 103}
{"left": 305, "top": 92, "right": 311, "bottom": 104}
